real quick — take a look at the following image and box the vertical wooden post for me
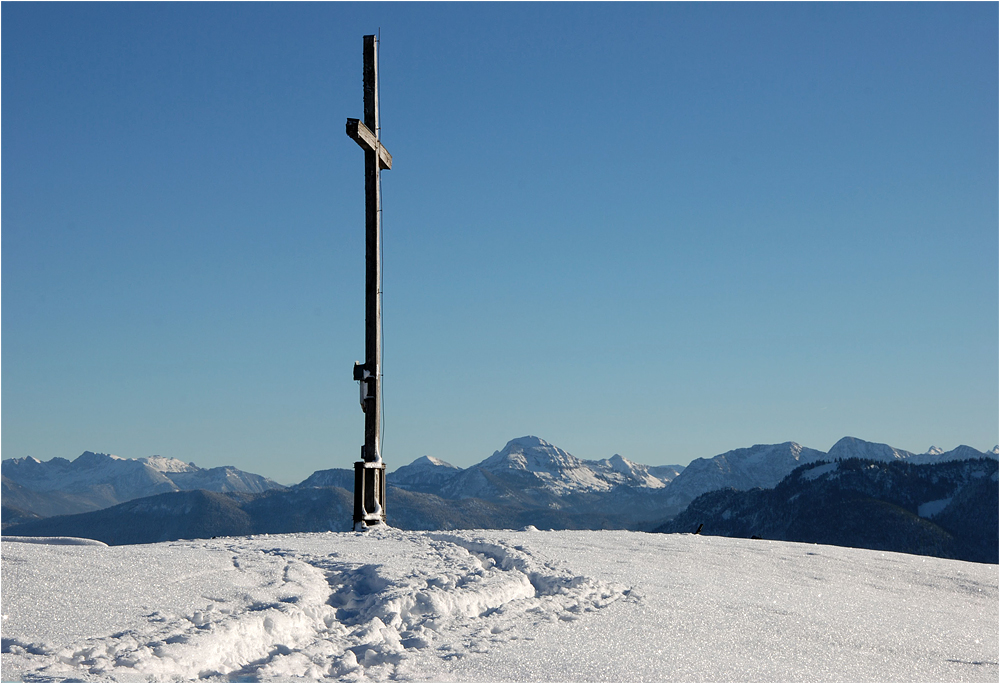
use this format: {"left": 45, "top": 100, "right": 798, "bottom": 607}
{"left": 348, "top": 34, "right": 389, "bottom": 528}
{"left": 363, "top": 35, "right": 381, "bottom": 469}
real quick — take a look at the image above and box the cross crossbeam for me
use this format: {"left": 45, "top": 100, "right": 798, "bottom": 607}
{"left": 346, "top": 118, "right": 392, "bottom": 170}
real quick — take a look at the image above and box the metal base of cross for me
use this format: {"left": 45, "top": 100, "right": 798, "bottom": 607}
{"left": 353, "top": 460, "right": 386, "bottom": 527}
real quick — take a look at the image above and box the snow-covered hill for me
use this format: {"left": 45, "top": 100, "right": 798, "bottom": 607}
{"left": 1, "top": 452, "right": 284, "bottom": 516}
{"left": 1, "top": 529, "right": 996, "bottom": 682}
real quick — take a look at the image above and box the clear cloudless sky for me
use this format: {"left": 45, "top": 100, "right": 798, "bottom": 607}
{"left": 3, "top": 2, "right": 997, "bottom": 485}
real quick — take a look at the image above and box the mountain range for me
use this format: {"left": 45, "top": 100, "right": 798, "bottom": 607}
{"left": 656, "top": 456, "right": 999, "bottom": 564}
{"left": 1, "top": 452, "right": 284, "bottom": 519}
{"left": 3, "top": 436, "right": 996, "bottom": 560}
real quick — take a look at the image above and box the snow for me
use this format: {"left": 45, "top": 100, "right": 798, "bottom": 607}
{"left": 481, "top": 436, "right": 614, "bottom": 493}
{"left": 139, "top": 456, "right": 199, "bottom": 473}
{"left": 918, "top": 498, "right": 953, "bottom": 519}
{"left": 2, "top": 452, "right": 175, "bottom": 495}
{"left": 414, "top": 456, "right": 454, "bottom": 469}
{"left": 907, "top": 444, "right": 1000, "bottom": 465}
{"left": 2, "top": 452, "right": 283, "bottom": 507}
{"left": 801, "top": 462, "right": 839, "bottom": 481}
{"left": 2, "top": 530, "right": 996, "bottom": 682}
{"left": 588, "top": 454, "right": 667, "bottom": 488}
{"left": 828, "top": 437, "right": 913, "bottom": 462}
{"left": 462, "top": 436, "right": 677, "bottom": 497}
{"left": 662, "top": 441, "right": 828, "bottom": 513}
{"left": 1, "top": 536, "right": 108, "bottom": 547}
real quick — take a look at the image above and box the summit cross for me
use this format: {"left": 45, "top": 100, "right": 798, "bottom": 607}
{"left": 346, "top": 34, "right": 391, "bottom": 528}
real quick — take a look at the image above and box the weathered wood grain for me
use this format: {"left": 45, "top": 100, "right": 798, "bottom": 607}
{"left": 346, "top": 118, "right": 392, "bottom": 170}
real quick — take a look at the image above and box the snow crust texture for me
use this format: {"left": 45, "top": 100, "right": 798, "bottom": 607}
{"left": 1, "top": 529, "right": 628, "bottom": 682}
{"left": 0, "top": 536, "right": 107, "bottom": 547}
{"left": 2, "top": 530, "right": 996, "bottom": 682}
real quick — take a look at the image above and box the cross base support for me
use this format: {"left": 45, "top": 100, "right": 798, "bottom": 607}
{"left": 353, "top": 460, "right": 386, "bottom": 527}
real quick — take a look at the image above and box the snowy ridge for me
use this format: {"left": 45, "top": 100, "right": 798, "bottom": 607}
{"left": 139, "top": 456, "right": 198, "bottom": 473}
{"left": 585, "top": 454, "right": 668, "bottom": 488}
{"left": 2, "top": 452, "right": 176, "bottom": 501}
{"left": 165, "top": 465, "right": 281, "bottom": 494}
{"left": 907, "top": 443, "right": 1000, "bottom": 465}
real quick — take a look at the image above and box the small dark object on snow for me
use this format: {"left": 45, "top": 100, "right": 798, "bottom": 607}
{"left": 751, "top": 535, "right": 762, "bottom": 540}
{"left": 694, "top": 523, "right": 704, "bottom": 535}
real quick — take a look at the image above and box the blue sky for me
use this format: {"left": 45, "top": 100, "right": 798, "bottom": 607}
{"left": 3, "top": 2, "right": 997, "bottom": 484}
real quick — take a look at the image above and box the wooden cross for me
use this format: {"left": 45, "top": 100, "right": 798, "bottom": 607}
{"left": 346, "top": 34, "right": 391, "bottom": 528}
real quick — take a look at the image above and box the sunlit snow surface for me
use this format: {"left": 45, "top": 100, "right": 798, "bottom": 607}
{"left": 2, "top": 529, "right": 997, "bottom": 682}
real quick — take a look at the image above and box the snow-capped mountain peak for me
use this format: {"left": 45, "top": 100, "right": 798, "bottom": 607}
{"left": 139, "top": 455, "right": 198, "bottom": 473}
{"left": 607, "top": 454, "right": 635, "bottom": 473}
{"left": 660, "top": 441, "right": 828, "bottom": 513}
{"left": 390, "top": 455, "right": 464, "bottom": 492}
{"left": 479, "top": 437, "right": 610, "bottom": 493}
{"left": 827, "top": 436, "right": 914, "bottom": 462}
{"left": 74, "top": 451, "right": 125, "bottom": 466}
{"left": 439, "top": 437, "right": 683, "bottom": 500}
{"left": 411, "top": 455, "right": 458, "bottom": 469}
{"left": 587, "top": 454, "right": 667, "bottom": 489}
{"left": 483, "top": 436, "right": 581, "bottom": 472}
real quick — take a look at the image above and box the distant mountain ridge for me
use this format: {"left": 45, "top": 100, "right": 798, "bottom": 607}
{"left": 655, "top": 457, "right": 999, "bottom": 564}
{"left": 4, "top": 437, "right": 995, "bottom": 552}
{"left": 419, "top": 436, "right": 684, "bottom": 500}
{"left": 385, "top": 436, "right": 995, "bottom": 523}
{"left": 2, "top": 451, "right": 284, "bottom": 518}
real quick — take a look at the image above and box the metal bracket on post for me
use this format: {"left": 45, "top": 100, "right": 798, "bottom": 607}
{"left": 353, "top": 459, "right": 386, "bottom": 529}
{"left": 354, "top": 362, "right": 371, "bottom": 411}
